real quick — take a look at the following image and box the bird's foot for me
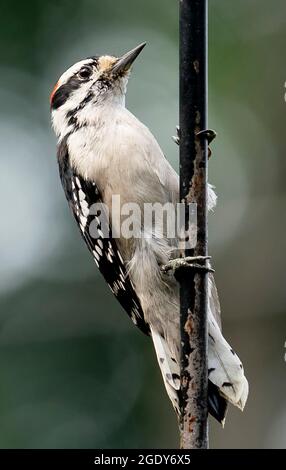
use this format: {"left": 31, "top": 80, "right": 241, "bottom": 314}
{"left": 196, "top": 129, "right": 217, "bottom": 145}
{"left": 172, "top": 127, "right": 217, "bottom": 158}
{"left": 161, "top": 255, "right": 214, "bottom": 274}
{"left": 172, "top": 125, "right": 181, "bottom": 146}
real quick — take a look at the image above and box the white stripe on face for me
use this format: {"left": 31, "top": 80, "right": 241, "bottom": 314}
{"left": 56, "top": 59, "right": 95, "bottom": 88}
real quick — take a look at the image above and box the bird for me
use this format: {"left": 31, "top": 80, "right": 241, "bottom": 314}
{"left": 50, "top": 42, "right": 248, "bottom": 424}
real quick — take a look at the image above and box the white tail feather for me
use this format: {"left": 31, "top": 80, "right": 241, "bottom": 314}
{"left": 150, "top": 312, "right": 248, "bottom": 418}
{"left": 208, "top": 311, "right": 248, "bottom": 410}
{"left": 150, "top": 326, "right": 180, "bottom": 414}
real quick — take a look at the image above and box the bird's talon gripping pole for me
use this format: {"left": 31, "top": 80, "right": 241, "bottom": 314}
{"left": 161, "top": 256, "right": 214, "bottom": 275}
{"left": 173, "top": 126, "right": 216, "bottom": 159}
{"left": 172, "top": 125, "right": 181, "bottom": 146}
{"left": 196, "top": 128, "right": 217, "bottom": 144}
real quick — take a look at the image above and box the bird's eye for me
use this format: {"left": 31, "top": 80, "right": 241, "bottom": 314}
{"left": 78, "top": 67, "right": 93, "bottom": 79}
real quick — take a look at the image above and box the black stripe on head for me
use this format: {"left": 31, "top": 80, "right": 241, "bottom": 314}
{"left": 51, "top": 76, "right": 83, "bottom": 110}
{"left": 51, "top": 58, "right": 99, "bottom": 110}
{"left": 87, "top": 56, "right": 99, "bottom": 63}
{"left": 66, "top": 89, "right": 95, "bottom": 128}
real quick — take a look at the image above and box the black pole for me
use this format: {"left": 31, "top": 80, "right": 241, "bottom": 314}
{"left": 179, "top": 0, "right": 209, "bottom": 449}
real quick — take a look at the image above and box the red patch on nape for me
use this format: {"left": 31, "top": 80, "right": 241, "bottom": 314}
{"left": 50, "top": 80, "right": 60, "bottom": 105}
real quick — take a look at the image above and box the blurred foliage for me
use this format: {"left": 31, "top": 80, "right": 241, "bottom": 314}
{"left": 0, "top": 0, "right": 285, "bottom": 448}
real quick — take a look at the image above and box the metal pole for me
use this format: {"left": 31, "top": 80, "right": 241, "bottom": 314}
{"left": 179, "top": 0, "right": 209, "bottom": 449}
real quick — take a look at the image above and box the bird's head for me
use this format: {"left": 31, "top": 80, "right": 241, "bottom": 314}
{"left": 50, "top": 42, "right": 146, "bottom": 139}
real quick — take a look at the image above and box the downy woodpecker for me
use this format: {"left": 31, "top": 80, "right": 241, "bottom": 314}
{"left": 50, "top": 43, "right": 248, "bottom": 424}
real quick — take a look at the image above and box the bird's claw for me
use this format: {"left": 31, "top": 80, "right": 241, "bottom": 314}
{"left": 172, "top": 126, "right": 181, "bottom": 145}
{"left": 196, "top": 129, "right": 217, "bottom": 144}
{"left": 161, "top": 255, "right": 214, "bottom": 274}
{"left": 172, "top": 126, "right": 217, "bottom": 158}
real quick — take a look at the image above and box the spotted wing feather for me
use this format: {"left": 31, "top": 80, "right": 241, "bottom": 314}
{"left": 57, "top": 137, "right": 149, "bottom": 335}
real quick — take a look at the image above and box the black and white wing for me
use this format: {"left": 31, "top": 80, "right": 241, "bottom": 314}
{"left": 57, "top": 137, "right": 149, "bottom": 335}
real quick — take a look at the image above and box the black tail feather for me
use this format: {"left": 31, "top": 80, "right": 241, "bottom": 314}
{"left": 208, "top": 380, "right": 228, "bottom": 424}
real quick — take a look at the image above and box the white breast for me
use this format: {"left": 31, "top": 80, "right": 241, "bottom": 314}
{"left": 68, "top": 105, "right": 178, "bottom": 203}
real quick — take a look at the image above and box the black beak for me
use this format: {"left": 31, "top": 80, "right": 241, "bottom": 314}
{"left": 111, "top": 42, "right": 146, "bottom": 75}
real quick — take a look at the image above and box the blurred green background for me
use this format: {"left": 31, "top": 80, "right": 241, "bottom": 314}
{"left": 0, "top": 0, "right": 285, "bottom": 449}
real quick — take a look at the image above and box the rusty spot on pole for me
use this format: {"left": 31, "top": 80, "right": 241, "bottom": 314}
{"left": 193, "top": 60, "right": 200, "bottom": 73}
{"left": 184, "top": 316, "right": 194, "bottom": 335}
{"left": 188, "top": 416, "right": 196, "bottom": 433}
